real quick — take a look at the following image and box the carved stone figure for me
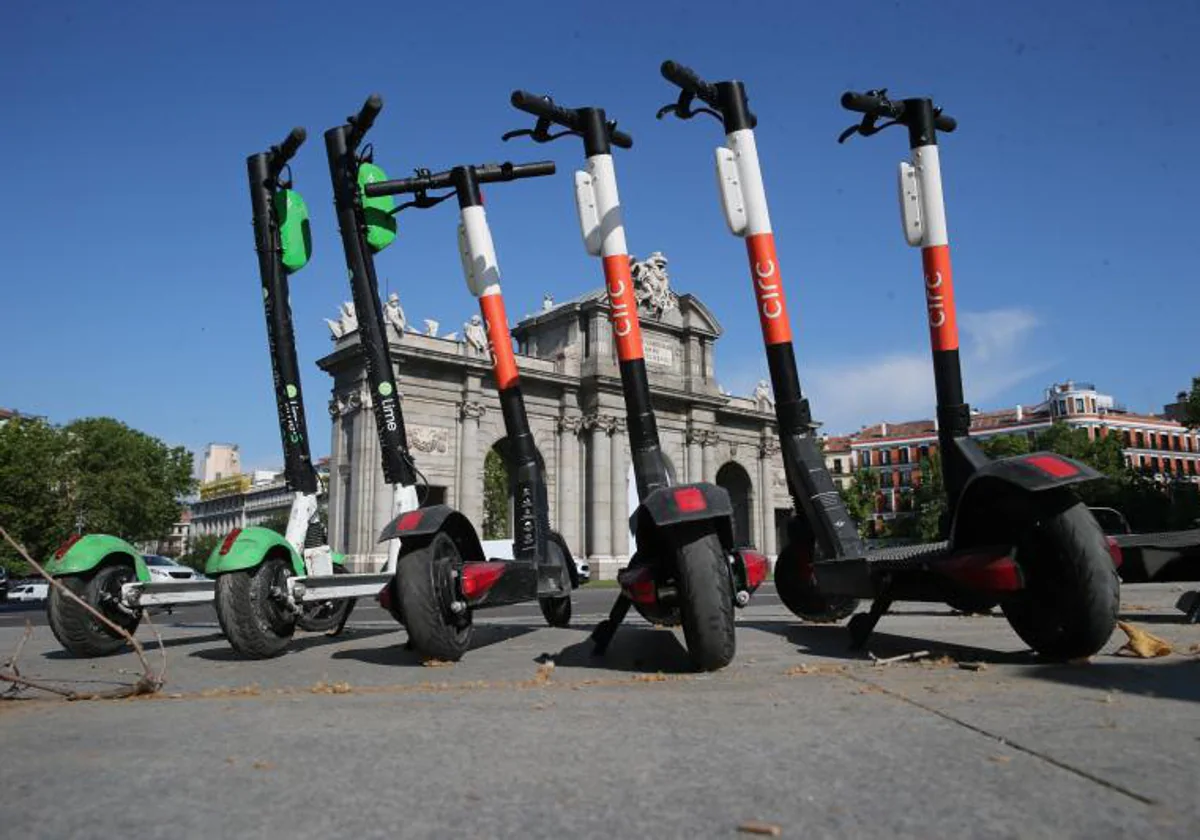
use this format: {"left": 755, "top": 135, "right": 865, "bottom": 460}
{"left": 408, "top": 425, "right": 450, "bottom": 454}
{"left": 423, "top": 319, "right": 439, "bottom": 337}
{"left": 629, "top": 251, "right": 678, "bottom": 319}
{"left": 753, "top": 379, "right": 774, "bottom": 408}
{"left": 325, "top": 301, "right": 358, "bottom": 340}
{"left": 463, "top": 314, "right": 487, "bottom": 354}
{"left": 328, "top": 390, "right": 363, "bottom": 418}
{"left": 542, "top": 293, "right": 555, "bottom": 311}
{"left": 383, "top": 292, "right": 407, "bottom": 337}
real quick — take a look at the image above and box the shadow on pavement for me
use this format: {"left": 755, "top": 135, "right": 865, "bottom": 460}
{"left": 330, "top": 623, "right": 541, "bottom": 667}
{"left": 546, "top": 625, "right": 697, "bottom": 674}
{"left": 741, "top": 619, "right": 1039, "bottom": 666}
{"left": 1025, "top": 658, "right": 1200, "bottom": 703}
{"left": 1115, "top": 612, "right": 1192, "bottom": 625}
{"left": 188, "top": 626, "right": 398, "bottom": 661}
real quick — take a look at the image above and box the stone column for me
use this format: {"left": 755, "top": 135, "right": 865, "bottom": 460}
{"left": 758, "top": 436, "right": 780, "bottom": 556}
{"left": 457, "top": 401, "right": 486, "bottom": 526}
{"left": 585, "top": 413, "right": 615, "bottom": 571}
{"left": 556, "top": 414, "right": 584, "bottom": 557}
{"left": 610, "top": 417, "right": 628, "bottom": 562}
{"left": 686, "top": 427, "right": 704, "bottom": 483}
{"left": 702, "top": 430, "right": 720, "bottom": 483}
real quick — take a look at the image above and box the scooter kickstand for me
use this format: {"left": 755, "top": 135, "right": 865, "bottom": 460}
{"left": 848, "top": 595, "right": 893, "bottom": 650}
{"left": 591, "top": 594, "right": 632, "bottom": 656}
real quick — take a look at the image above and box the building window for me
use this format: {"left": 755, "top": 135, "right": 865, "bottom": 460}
{"left": 918, "top": 444, "right": 930, "bottom": 462}
{"left": 1135, "top": 431, "right": 1144, "bottom": 448}
{"left": 899, "top": 470, "right": 911, "bottom": 487}
{"left": 1123, "top": 430, "right": 1132, "bottom": 447}
{"left": 880, "top": 470, "right": 892, "bottom": 488}
{"left": 833, "top": 458, "right": 843, "bottom": 474}
{"left": 899, "top": 447, "right": 910, "bottom": 465}
{"left": 1075, "top": 398, "right": 1085, "bottom": 413}
{"left": 881, "top": 449, "right": 891, "bottom": 465}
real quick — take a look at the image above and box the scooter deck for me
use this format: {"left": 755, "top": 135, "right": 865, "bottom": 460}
{"left": 814, "top": 540, "right": 1018, "bottom": 600}
{"left": 1111, "top": 529, "right": 1200, "bottom": 550}
{"left": 121, "top": 579, "right": 215, "bottom": 607}
{"left": 292, "top": 573, "right": 393, "bottom": 602}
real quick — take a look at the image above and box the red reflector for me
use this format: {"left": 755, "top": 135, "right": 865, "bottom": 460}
{"left": 674, "top": 487, "right": 707, "bottom": 513}
{"left": 219, "top": 528, "right": 242, "bottom": 556}
{"left": 395, "top": 510, "right": 424, "bottom": 532}
{"left": 1026, "top": 455, "right": 1079, "bottom": 478}
{"left": 741, "top": 550, "right": 769, "bottom": 591}
{"left": 937, "top": 550, "right": 1023, "bottom": 593}
{"left": 460, "top": 561, "right": 508, "bottom": 599}
{"left": 54, "top": 533, "right": 83, "bottom": 560}
{"left": 1105, "top": 536, "right": 1123, "bottom": 568}
{"left": 618, "top": 564, "right": 657, "bottom": 605}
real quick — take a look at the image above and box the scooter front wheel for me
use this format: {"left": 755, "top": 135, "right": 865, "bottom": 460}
{"left": 773, "top": 541, "right": 859, "bottom": 623}
{"left": 1001, "top": 500, "right": 1119, "bottom": 660}
{"left": 397, "top": 532, "right": 472, "bottom": 662}
{"left": 538, "top": 532, "right": 573, "bottom": 628}
{"left": 296, "top": 565, "right": 356, "bottom": 634}
{"left": 215, "top": 556, "right": 297, "bottom": 659}
{"left": 674, "top": 526, "right": 736, "bottom": 671}
{"left": 47, "top": 565, "right": 141, "bottom": 657}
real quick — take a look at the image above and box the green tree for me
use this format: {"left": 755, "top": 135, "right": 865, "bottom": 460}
{"left": 0, "top": 418, "right": 73, "bottom": 574}
{"left": 1033, "top": 423, "right": 1128, "bottom": 480}
{"left": 1179, "top": 377, "right": 1200, "bottom": 429}
{"left": 911, "top": 454, "right": 947, "bottom": 541}
{"left": 840, "top": 468, "right": 879, "bottom": 538}
{"left": 64, "top": 418, "right": 194, "bottom": 543}
{"left": 981, "top": 433, "right": 1032, "bottom": 459}
{"left": 179, "top": 533, "right": 219, "bottom": 572}
{"left": 259, "top": 513, "right": 292, "bottom": 536}
{"left": 482, "top": 447, "right": 510, "bottom": 540}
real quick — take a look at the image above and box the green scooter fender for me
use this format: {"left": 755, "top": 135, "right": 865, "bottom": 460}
{"left": 42, "top": 534, "right": 150, "bottom": 582}
{"left": 205, "top": 526, "right": 305, "bottom": 577}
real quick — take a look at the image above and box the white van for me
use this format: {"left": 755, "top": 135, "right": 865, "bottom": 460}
{"left": 9, "top": 582, "right": 49, "bottom": 603}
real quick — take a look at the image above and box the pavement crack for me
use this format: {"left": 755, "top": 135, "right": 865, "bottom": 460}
{"left": 844, "top": 673, "right": 1158, "bottom": 807}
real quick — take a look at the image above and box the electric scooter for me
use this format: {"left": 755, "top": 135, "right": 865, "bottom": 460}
{"left": 655, "top": 61, "right": 1119, "bottom": 660}
{"left": 504, "top": 90, "right": 768, "bottom": 670}
{"left": 203, "top": 126, "right": 361, "bottom": 658}
{"left": 327, "top": 99, "right": 575, "bottom": 661}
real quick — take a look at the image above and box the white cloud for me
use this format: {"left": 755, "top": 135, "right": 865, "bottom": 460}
{"left": 720, "top": 307, "right": 1054, "bottom": 435}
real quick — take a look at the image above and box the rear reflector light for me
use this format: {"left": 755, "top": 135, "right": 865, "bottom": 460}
{"left": 1026, "top": 454, "right": 1079, "bottom": 478}
{"left": 740, "top": 550, "right": 769, "bottom": 591}
{"left": 219, "top": 528, "right": 242, "bottom": 556}
{"left": 395, "top": 510, "right": 424, "bottom": 532}
{"left": 54, "top": 533, "right": 83, "bottom": 560}
{"left": 937, "top": 550, "right": 1023, "bottom": 592}
{"left": 1105, "top": 536, "right": 1123, "bottom": 568}
{"left": 618, "top": 564, "right": 657, "bottom": 605}
{"left": 460, "top": 561, "right": 508, "bottom": 599}
{"left": 673, "top": 487, "right": 707, "bottom": 513}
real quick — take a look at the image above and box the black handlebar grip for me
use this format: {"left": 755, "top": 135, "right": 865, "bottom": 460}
{"left": 935, "top": 113, "right": 957, "bottom": 133}
{"left": 610, "top": 128, "right": 633, "bottom": 149}
{"left": 840, "top": 91, "right": 893, "bottom": 116}
{"left": 355, "top": 94, "right": 383, "bottom": 130}
{"left": 362, "top": 177, "right": 417, "bottom": 198}
{"left": 274, "top": 126, "right": 306, "bottom": 166}
{"left": 661, "top": 60, "right": 718, "bottom": 105}
{"left": 506, "top": 160, "right": 556, "bottom": 179}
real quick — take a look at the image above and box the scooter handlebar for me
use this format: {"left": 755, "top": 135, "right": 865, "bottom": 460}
{"left": 509, "top": 90, "right": 632, "bottom": 149}
{"left": 841, "top": 90, "right": 957, "bottom": 133}
{"left": 660, "top": 60, "right": 719, "bottom": 107}
{"left": 362, "top": 160, "right": 556, "bottom": 198}
{"left": 346, "top": 93, "right": 383, "bottom": 149}
{"left": 269, "top": 126, "right": 306, "bottom": 175}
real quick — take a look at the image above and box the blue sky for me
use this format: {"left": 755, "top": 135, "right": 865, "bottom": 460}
{"left": 2, "top": 1, "right": 1197, "bottom": 470}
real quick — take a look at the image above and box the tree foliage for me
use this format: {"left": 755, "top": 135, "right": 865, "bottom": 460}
{"left": 1179, "top": 376, "right": 1200, "bottom": 430}
{"left": 839, "top": 468, "right": 879, "bottom": 538}
{"left": 0, "top": 416, "right": 194, "bottom": 574}
{"left": 482, "top": 446, "right": 511, "bottom": 540}
{"left": 179, "top": 533, "right": 219, "bottom": 572}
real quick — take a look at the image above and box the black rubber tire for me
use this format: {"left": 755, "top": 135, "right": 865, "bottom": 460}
{"left": 46, "top": 565, "right": 141, "bottom": 657}
{"left": 397, "top": 532, "right": 472, "bottom": 662}
{"left": 539, "top": 532, "right": 573, "bottom": 628}
{"left": 296, "top": 564, "right": 356, "bottom": 634}
{"left": 215, "top": 556, "right": 297, "bottom": 659}
{"left": 675, "top": 527, "right": 736, "bottom": 671}
{"left": 1001, "top": 500, "right": 1120, "bottom": 660}
{"left": 773, "top": 541, "right": 859, "bottom": 623}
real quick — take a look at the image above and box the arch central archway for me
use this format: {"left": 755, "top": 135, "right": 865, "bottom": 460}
{"left": 716, "top": 461, "right": 753, "bottom": 548}
{"left": 482, "top": 443, "right": 511, "bottom": 540}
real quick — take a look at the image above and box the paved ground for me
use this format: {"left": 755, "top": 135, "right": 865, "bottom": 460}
{"left": 1, "top": 583, "right": 1198, "bottom": 839}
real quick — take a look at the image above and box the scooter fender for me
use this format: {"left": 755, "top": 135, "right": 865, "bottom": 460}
{"left": 634, "top": 483, "right": 736, "bottom": 552}
{"left": 377, "top": 504, "right": 487, "bottom": 565}
{"left": 204, "top": 526, "right": 305, "bottom": 577}
{"left": 43, "top": 534, "right": 150, "bottom": 582}
{"left": 949, "top": 452, "right": 1102, "bottom": 547}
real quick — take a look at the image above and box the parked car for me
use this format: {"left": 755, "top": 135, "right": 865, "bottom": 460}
{"left": 144, "top": 555, "right": 208, "bottom": 582}
{"left": 8, "top": 582, "right": 49, "bottom": 603}
{"left": 0, "top": 565, "right": 8, "bottom": 602}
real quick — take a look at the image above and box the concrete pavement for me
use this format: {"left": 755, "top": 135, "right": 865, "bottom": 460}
{"left": 1, "top": 583, "right": 1197, "bottom": 838}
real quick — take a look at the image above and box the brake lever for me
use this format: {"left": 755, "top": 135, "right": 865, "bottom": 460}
{"left": 836, "top": 115, "right": 901, "bottom": 144}
{"left": 656, "top": 91, "right": 722, "bottom": 123}
{"left": 501, "top": 117, "right": 576, "bottom": 144}
{"left": 390, "top": 190, "right": 455, "bottom": 215}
